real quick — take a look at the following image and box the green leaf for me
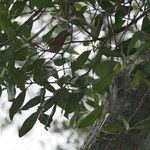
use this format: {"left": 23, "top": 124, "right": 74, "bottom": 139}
{"left": 54, "top": 58, "right": 67, "bottom": 66}
{"left": 93, "top": 72, "right": 115, "bottom": 93}
{"left": 21, "top": 96, "right": 41, "bottom": 110}
{"left": 19, "top": 112, "right": 38, "bottom": 137}
{"left": 33, "top": 67, "right": 56, "bottom": 85}
{"left": 14, "top": 47, "right": 28, "bottom": 61}
{"left": 94, "top": 14, "right": 103, "bottom": 37}
{"left": 7, "top": 83, "right": 16, "bottom": 102}
{"left": 120, "top": 114, "right": 130, "bottom": 130}
{"left": 39, "top": 113, "right": 49, "bottom": 126}
{"left": 132, "top": 117, "right": 150, "bottom": 130}
{"left": 137, "top": 60, "right": 150, "bottom": 77}
{"left": 103, "top": 122, "right": 124, "bottom": 133}
{"left": 0, "top": 4, "right": 15, "bottom": 40}
{"left": 31, "top": 0, "right": 53, "bottom": 8}
{"left": 94, "top": 60, "right": 119, "bottom": 78}
{"left": 7, "top": 65, "right": 25, "bottom": 91}
{"left": 0, "top": 48, "right": 14, "bottom": 67}
{"left": 142, "top": 17, "right": 150, "bottom": 34}
{"left": 43, "top": 88, "right": 69, "bottom": 112}
{"left": 9, "top": 90, "right": 26, "bottom": 120}
{"left": 10, "top": 1, "right": 26, "bottom": 19}
{"left": 42, "top": 25, "right": 58, "bottom": 44}
{"left": 130, "top": 70, "right": 143, "bottom": 88}
{"left": 64, "top": 92, "right": 84, "bottom": 118}
{"left": 77, "top": 106, "right": 102, "bottom": 128}
{"left": 72, "top": 50, "right": 91, "bottom": 70}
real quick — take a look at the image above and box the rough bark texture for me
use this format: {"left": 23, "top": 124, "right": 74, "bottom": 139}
{"left": 81, "top": 69, "right": 150, "bottom": 150}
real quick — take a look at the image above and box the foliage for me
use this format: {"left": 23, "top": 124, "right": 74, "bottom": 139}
{"left": 0, "top": 0, "right": 149, "bottom": 145}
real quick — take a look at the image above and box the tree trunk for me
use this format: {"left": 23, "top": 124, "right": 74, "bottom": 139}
{"left": 81, "top": 69, "right": 150, "bottom": 150}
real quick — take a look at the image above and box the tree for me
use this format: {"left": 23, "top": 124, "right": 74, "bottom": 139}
{"left": 0, "top": 0, "right": 150, "bottom": 149}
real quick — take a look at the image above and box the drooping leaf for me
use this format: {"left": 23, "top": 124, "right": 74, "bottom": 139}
{"left": 21, "top": 96, "right": 41, "bottom": 110}
{"left": 0, "top": 4, "right": 15, "bottom": 40}
{"left": 30, "top": 0, "right": 53, "bottom": 8}
{"left": 9, "top": 90, "right": 26, "bottom": 120}
{"left": 10, "top": 1, "right": 26, "bottom": 19}
{"left": 132, "top": 117, "right": 150, "bottom": 130}
{"left": 103, "top": 122, "right": 124, "bottom": 133}
{"left": 78, "top": 106, "right": 102, "bottom": 128}
{"left": 19, "top": 112, "right": 39, "bottom": 137}
{"left": 64, "top": 92, "right": 84, "bottom": 118}
{"left": 93, "top": 72, "right": 115, "bottom": 94}
{"left": 7, "top": 65, "right": 25, "bottom": 91}
{"left": 94, "top": 14, "right": 103, "bottom": 37}
{"left": 7, "top": 83, "right": 16, "bottom": 102}
{"left": 72, "top": 50, "right": 91, "bottom": 70}
{"left": 94, "top": 60, "right": 119, "bottom": 78}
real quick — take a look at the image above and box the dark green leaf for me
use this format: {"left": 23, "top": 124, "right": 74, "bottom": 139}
{"left": 14, "top": 47, "right": 28, "bottom": 61}
{"left": 54, "top": 58, "right": 67, "bottom": 66}
{"left": 142, "top": 17, "right": 150, "bottom": 34}
{"left": 78, "top": 106, "right": 102, "bottom": 128}
{"left": 64, "top": 92, "right": 84, "bottom": 118}
{"left": 94, "top": 60, "right": 119, "bottom": 78}
{"left": 31, "top": 0, "right": 53, "bottom": 8}
{"left": 72, "top": 50, "right": 91, "bottom": 70}
{"left": 9, "top": 90, "right": 26, "bottom": 120}
{"left": 21, "top": 96, "right": 41, "bottom": 110}
{"left": 133, "top": 117, "right": 150, "bottom": 130}
{"left": 7, "top": 65, "right": 25, "bottom": 90}
{"left": 94, "top": 14, "right": 103, "bottom": 37}
{"left": 19, "top": 112, "right": 38, "bottom": 137}
{"left": 103, "top": 122, "right": 124, "bottom": 133}
{"left": 42, "top": 25, "right": 58, "bottom": 43}
{"left": 10, "top": 1, "right": 26, "bottom": 19}
{"left": 7, "top": 83, "right": 16, "bottom": 102}
{"left": 39, "top": 113, "right": 49, "bottom": 126}
{"left": 93, "top": 72, "right": 115, "bottom": 93}
{"left": 43, "top": 88, "right": 69, "bottom": 112}
{"left": 137, "top": 60, "right": 150, "bottom": 77}
{"left": 0, "top": 4, "right": 15, "bottom": 40}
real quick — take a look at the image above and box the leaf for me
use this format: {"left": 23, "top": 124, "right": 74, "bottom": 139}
{"left": 120, "top": 114, "right": 130, "bottom": 130}
{"left": 0, "top": 48, "right": 13, "bottom": 67}
{"left": 42, "top": 25, "right": 58, "bottom": 43}
{"left": 94, "top": 14, "right": 103, "bottom": 37}
{"left": 137, "top": 60, "right": 150, "bottom": 77}
{"left": 130, "top": 70, "right": 143, "bottom": 88}
{"left": 14, "top": 47, "right": 28, "bottom": 61}
{"left": 10, "top": 1, "right": 26, "bottom": 19}
{"left": 7, "top": 83, "right": 16, "bottom": 102}
{"left": 7, "top": 65, "right": 25, "bottom": 91}
{"left": 9, "top": 90, "right": 26, "bottom": 120}
{"left": 72, "top": 50, "right": 91, "bottom": 70}
{"left": 43, "top": 88, "right": 69, "bottom": 112}
{"left": 30, "top": 0, "right": 53, "bottom": 8}
{"left": 54, "top": 58, "right": 67, "bottom": 66}
{"left": 64, "top": 92, "right": 84, "bottom": 118}
{"left": 33, "top": 67, "right": 56, "bottom": 85}
{"left": 103, "top": 122, "right": 124, "bottom": 133}
{"left": 132, "top": 117, "right": 150, "bottom": 130}
{"left": 142, "top": 17, "right": 150, "bottom": 34}
{"left": 39, "top": 113, "right": 49, "bottom": 126}
{"left": 93, "top": 72, "right": 115, "bottom": 94}
{"left": 77, "top": 106, "right": 102, "bottom": 128}
{"left": 94, "top": 60, "right": 119, "bottom": 78}
{"left": 21, "top": 96, "right": 41, "bottom": 110}
{"left": 0, "top": 4, "right": 15, "bottom": 40}
{"left": 19, "top": 112, "right": 38, "bottom": 137}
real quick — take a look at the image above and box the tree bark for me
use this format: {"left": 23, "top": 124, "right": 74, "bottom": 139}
{"left": 81, "top": 69, "right": 150, "bottom": 150}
